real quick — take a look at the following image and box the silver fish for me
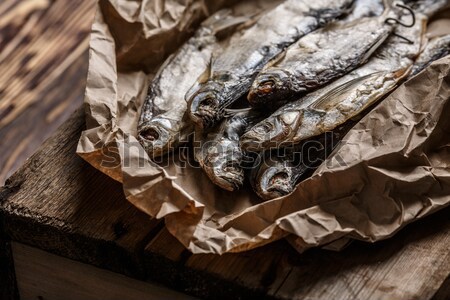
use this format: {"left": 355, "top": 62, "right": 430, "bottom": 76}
{"left": 251, "top": 122, "right": 352, "bottom": 200}
{"left": 241, "top": 13, "right": 427, "bottom": 151}
{"left": 411, "top": 34, "right": 450, "bottom": 76}
{"left": 247, "top": 2, "right": 399, "bottom": 107}
{"left": 194, "top": 110, "right": 264, "bottom": 191}
{"left": 137, "top": 10, "right": 248, "bottom": 158}
{"left": 186, "top": 0, "right": 355, "bottom": 129}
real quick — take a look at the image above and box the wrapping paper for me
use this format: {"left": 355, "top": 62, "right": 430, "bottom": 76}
{"left": 77, "top": 0, "right": 450, "bottom": 254}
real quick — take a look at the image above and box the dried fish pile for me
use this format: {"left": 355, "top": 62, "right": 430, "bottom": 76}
{"left": 138, "top": 0, "right": 450, "bottom": 200}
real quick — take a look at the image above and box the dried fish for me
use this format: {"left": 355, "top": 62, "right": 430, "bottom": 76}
{"left": 251, "top": 122, "right": 352, "bottom": 200}
{"left": 194, "top": 110, "right": 264, "bottom": 191}
{"left": 186, "top": 0, "right": 355, "bottom": 128}
{"left": 241, "top": 13, "right": 427, "bottom": 151}
{"left": 247, "top": 2, "right": 400, "bottom": 108}
{"left": 137, "top": 10, "right": 248, "bottom": 157}
{"left": 410, "top": 34, "right": 450, "bottom": 76}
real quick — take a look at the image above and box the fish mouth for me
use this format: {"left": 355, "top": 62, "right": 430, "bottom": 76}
{"left": 248, "top": 69, "right": 290, "bottom": 107}
{"left": 206, "top": 160, "right": 244, "bottom": 191}
{"left": 257, "top": 167, "right": 293, "bottom": 200}
{"left": 138, "top": 123, "right": 173, "bottom": 158}
{"left": 188, "top": 91, "right": 221, "bottom": 128}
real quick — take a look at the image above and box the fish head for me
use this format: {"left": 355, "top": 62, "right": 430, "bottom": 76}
{"left": 240, "top": 109, "right": 303, "bottom": 151}
{"left": 248, "top": 69, "right": 292, "bottom": 107}
{"left": 138, "top": 117, "right": 179, "bottom": 158}
{"left": 187, "top": 80, "right": 226, "bottom": 129}
{"left": 252, "top": 158, "right": 296, "bottom": 200}
{"left": 200, "top": 140, "right": 245, "bottom": 191}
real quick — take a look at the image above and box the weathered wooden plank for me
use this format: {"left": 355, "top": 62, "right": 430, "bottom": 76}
{"left": 433, "top": 276, "right": 450, "bottom": 300}
{"left": 12, "top": 242, "right": 194, "bottom": 300}
{"left": 273, "top": 207, "right": 450, "bottom": 300}
{"left": 183, "top": 240, "right": 293, "bottom": 297}
{"left": 0, "top": 0, "right": 95, "bottom": 184}
{"left": 0, "top": 108, "right": 163, "bottom": 278}
{"left": 143, "top": 206, "right": 450, "bottom": 300}
{"left": 0, "top": 237, "right": 18, "bottom": 300}
{"left": 0, "top": 51, "right": 89, "bottom": 184}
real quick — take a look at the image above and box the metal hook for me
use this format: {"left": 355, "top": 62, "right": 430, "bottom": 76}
{"left": 391, "top": 32, "right": 414, "bottom": 44}
{"left": 385, "top": 3, "right": 416, "bottom": 28}
{"left": 384, "top": 3, "right": 416, "bottom": 44}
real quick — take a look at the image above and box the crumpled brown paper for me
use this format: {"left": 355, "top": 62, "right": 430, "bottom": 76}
{"left": 77, "top": 0, "right": 450, "bottom": 254}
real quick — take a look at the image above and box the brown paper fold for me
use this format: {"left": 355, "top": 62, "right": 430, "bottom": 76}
{"left": 77, "top": 0, "right": 450, "bottom": 254}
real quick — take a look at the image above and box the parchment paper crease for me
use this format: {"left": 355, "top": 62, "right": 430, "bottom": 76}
{"left": 77, "top": 0, "right": 450, "bottom": 254}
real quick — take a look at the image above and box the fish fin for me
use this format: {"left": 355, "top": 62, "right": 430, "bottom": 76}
{"left": 202, "top": 9, "right": 250, "bottom": 39}
{"left": 310, "top": 72, "right": 384, "bottom": 110}
{"left": 201, "top": 9, "right": 233, "bottom": 27}
{"left": 361, "top": 31, "right": 390, "bottom": 63}
{"left": 184, "top": 57, "right": 212, "bottom": 102}
{"left": 197, "top": 57, "right": 213, "bottom": 84}
{"left": 224, "top": 107, "right": 252, "bottom": 117}
{"left": 264, "top": 49, "right": 287, "bottom": 69}
{"left": 203, "top": 56, "right": 213, "bottom": 82}
{"left": 212, "top": 17, "right": 251, "bottom": 38}
{"left": 234, "top": 8, "right": 267, "bottom": 31}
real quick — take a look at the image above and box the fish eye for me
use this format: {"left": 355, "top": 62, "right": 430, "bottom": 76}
{"left": 199, "top": 96, "right": 216, "bottom": 108}
{"left": 261, "top": 122, "right": 273, "bottom": 132}
{"left": 252, "top": 121, "right": 273, "bottom": 135}
{"left": 255, "top": 78, "right": 277, "bottom": 96}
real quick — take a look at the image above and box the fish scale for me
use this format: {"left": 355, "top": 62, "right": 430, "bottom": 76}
{"left": 410, "top": 34, "right": 450, "bottom": 76}
{"left": 186, "top": 0, "right": 355, "bottom": 129}
{"left": 247, "top": 3, "right": 400, "bottom": 108}
{"left": 241, "top": 12, "right": 427, "bottom": 152}
{"left": 137, "top": 10, "right": 248, "bottom": 158}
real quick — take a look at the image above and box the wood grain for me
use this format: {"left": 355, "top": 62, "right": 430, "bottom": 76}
{"left": 12, "top": 242, "right": 194, "bottom": 300}
{"left": 1, "top": 108, "right": 163, "bottom": 278}
{"left": 0, "top": 0, "right": 96, "bottom": 184}
{"left": 1, "top": 108, "right": 449, "bottom": 300}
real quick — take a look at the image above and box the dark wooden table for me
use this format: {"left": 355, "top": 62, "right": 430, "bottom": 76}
{"left": 1, "top": 1, "right": 449, "bottom": 299}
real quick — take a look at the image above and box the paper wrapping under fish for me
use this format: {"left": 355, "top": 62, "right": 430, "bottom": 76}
{"left": 77, "top": 0, "right": 450, "bottom": 254}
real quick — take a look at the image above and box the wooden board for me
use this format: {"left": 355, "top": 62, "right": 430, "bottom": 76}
{"left": 1, "top": 108, "right": 163, "bottom": 278}
{"left": 0, "top": 0, "right": 95, "bottom": 184}
{"left": 12, "top": 242, "right": 194, "bottom": 300}
{"left": 0, "top": 238, "right": 18, "bottom": 299}
{"left": 1, "top": 108, "right": 449, "bottom": 300}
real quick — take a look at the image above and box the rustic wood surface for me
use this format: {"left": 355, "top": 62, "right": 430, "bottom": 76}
{"left": 0, "top": 108, "right": 449, "bottom": 300}
{"left": 0, "top": 0, "right": 95, "bottom": 184}
{"left": 12, "top": 242, "right": 194, "bottom": 300}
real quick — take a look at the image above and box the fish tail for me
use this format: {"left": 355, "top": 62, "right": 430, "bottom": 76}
{"left": 201, "top": 9, "right": 250, "bottom": 38}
